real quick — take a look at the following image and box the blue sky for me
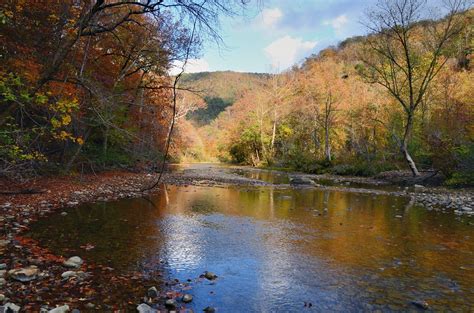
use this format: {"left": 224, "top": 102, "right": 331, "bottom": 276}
{"left": 180, "top": 0, "right": 378, "bottom": 73}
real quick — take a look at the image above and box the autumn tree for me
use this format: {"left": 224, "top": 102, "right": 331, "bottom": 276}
{"left": 360, "top": 0, "right": 469, "bottom": 176}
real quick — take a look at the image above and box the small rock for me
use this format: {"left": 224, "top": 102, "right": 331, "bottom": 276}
{"left": 8, "top": 266, "right": 40, "bottom": 282}
{"left": 0, "top": 294, "right": 5, "bottom": 302}
{"left": 61, "top": 271, "right": 86, "bottom": 279}
{"left": 0, "top": 240, "right": 10, "bottom": 247}
{"left": 203, "top": 306, "right": 216, "bottom": 313}
{"left": 136, "top": 303, "right": 156, "bottom": 313}
{"left": 165, "top": 299, "right": 178, "bottom": 309}
{"left": 147, "top": 286, "right": 159, "bottom": 298}
{"left": 411, "top": 300, "right": 429, "bottom": 310}
{"left": 60, "top": 212, "right": 68, "bottom": 216}
{"left": 48, "top": 305, "right": 70, "bottom": 313}
{"left": 0, "top": 270, "right": 5, "bottom": 278}
{"left": 63, "top": 256, "right": 83, "bottom": 268}
{"left": 182, "top": 294, "right": 193, "bottom": 303}
{"left": 0, "top": 264, "right": 7, "bottom": 270}
{"left": 0, "top": 278, "right": 5, "bottom": 285}
{"left": 289, "top": 177, "right": 317, "bottom": 186}
{"left": 204, "top": 271, "right": 217, "bottom": 280}
{"left": 85, "top": 303, "right": 95, "bottom": 309}
{"left": 2, "top": 303, "right": 21, "bottom": 313}
{"left": 71, "top": 309, "right": 80, "bottom": 313}
{"left": 414, "top": 184, "right": 424, "bottom": 189}
{"left": 461, "top": 206, "right": 472, "bottom": 212}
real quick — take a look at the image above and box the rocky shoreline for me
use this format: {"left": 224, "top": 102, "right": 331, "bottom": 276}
{"left": 0, "top": 166, "right": 473, "bottom": 311}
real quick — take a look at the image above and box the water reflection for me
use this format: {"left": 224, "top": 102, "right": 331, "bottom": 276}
{"left": 29, "top": 176, "right": 474, "bottom": 311}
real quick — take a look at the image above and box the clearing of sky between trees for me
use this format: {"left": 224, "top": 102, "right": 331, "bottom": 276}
{"left": 0, "top": 0, "right": 474, "bottom": 312}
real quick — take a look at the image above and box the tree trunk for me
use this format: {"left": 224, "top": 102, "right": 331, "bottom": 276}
{"left": 402, "top": 112, "right": 420, "bottom": 176}
{"left": 325, "top": 125, "right": 331, "bottom": 162}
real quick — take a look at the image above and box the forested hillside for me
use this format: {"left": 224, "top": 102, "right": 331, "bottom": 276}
{"left": 196, "top": 8, "right": 473, "bottom": 185}
{"left": 182, "top": 71, "right": 268, "bottom": 126}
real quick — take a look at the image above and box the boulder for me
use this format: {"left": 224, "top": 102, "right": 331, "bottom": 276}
{"left": 8, "top": 266, "right": 40, "bottom": 282}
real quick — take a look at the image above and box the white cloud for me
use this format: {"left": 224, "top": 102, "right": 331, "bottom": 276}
{"left": 264, "top": 35, "right": 317, "bottom": 70}
{"left": 323, "top": 14, "right": 349, "bottom": 35}
{"left": 169, "top": 58, "right": 210, "bottom": 76}
{"left": 259, "top": 8, "right": 283, "bottom": 29}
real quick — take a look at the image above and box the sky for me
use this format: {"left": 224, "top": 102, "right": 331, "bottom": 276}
{"left": 178, "top": 0, "right": 378, "bottom": 74}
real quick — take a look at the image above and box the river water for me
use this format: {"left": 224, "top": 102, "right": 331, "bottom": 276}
{"left": 29, "top": 165, "right": 474, "bottom": 312}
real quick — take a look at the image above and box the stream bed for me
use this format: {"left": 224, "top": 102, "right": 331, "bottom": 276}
{"left": 28, "top": 165, "right": 474, "bottom": 312}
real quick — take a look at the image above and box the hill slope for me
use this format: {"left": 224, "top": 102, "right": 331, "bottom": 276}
{"left": 182, "top": 71, "right": 268, "bottom": 126}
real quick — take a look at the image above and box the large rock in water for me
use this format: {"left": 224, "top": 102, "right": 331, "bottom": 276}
{"left": 289, "top": 176, "right": 317, "bottom": 186}
{"left": 8, "top": 266, "right": 40, "bottom": 282}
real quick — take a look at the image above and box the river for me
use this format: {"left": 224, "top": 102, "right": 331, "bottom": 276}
{"left": 28, "top": 164, "right": 474, "bottom": 312}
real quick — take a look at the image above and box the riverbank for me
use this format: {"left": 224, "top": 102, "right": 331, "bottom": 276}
{"left": 0, "top": 166, "right": 473, "bottom": 311}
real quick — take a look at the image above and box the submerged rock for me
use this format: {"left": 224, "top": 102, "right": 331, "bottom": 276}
{"left": 8, "top": 266, "right": 40, "bottom": 282}
{"left": 411, "top": 300, "right": 429, "bottom": 310}
{"left": 203, "top": 306, "right": 216, "bottom": 313}
{"left": 182, "top": 294, "right": 193, "bottom": 303}
{"left": 165, "top": 299, "right": 178, "bottom": 309}
{"left": 63, "top": 256, "right": 83, "bottom": 268}
{"left": 203, "top": 271, "right": 218, "bottom": 280}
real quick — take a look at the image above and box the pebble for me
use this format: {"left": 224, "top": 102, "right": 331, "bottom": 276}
{"left": 48, "top": 305, "right": 70, "bottom": 313}
{"left": 137, "top": 303, "right": 156, "bottom": 313}
{"left": 165, "top": 299, "right": 178, "bottom": 309}
{"left": 63, "top": 256, "right": 83, "bottom": 268}
{"left": 182, "top": 294, "right": 193, "bottom": 303}
{"left": 61, "top": 271, "right": 86, "bottom": 279}
{"left": 147, "top": 286, "right": 158, "bottom": 298}
{"left": 1, "top": 303, "right": 21, "bottom": 313}
{"left": 203, "top": 306, "right": 216, "bottom": 313}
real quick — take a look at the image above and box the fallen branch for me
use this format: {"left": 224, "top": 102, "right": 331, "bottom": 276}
{"left": 0, "top": 188, "right": 46, "bottom": 195}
